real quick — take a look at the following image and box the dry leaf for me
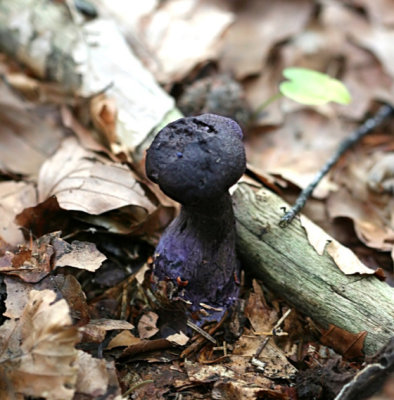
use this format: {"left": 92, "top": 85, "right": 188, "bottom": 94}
{"left": 81, "top": 319, "right": 134, "bottom": 344}
{"left": 166, "top": 332, "right": 189, "bottom": 346}
{"left": 0, "top": 232, "right": 106, "bottom": 282}
{"left": 107, "top": 330, "right": 140, "bottom": 349}
{"left": 244, "top": 281, "right": 278, "bottom": 333}
{"left": 320, "top": 324, "right": 367, "bottom": 360}
{"left": 138, "top": 311, "right": 159, "bottom": 339}
{"left": 3, "top": 274, "right": 89, "bottom": 325}
{"left": 245, "top": 110, "right": 342, "bottom": 198}
{"left": 75, "top": 350, "right": 109, "bottom": 397}
{"left": 219, "top": 0, "right": 313, "bottom": 79}
{"left": 38, "top": 137, "right": 155, "bottom": 215}
{"left": 301, "top": 215, "right": 376, "bottom": 275}
{"left": 90, "top": 93, "right": 118, "bottom": 147}
{"left": 140, "top": 0, "right": 234, "bottom": 83}
{"left": 0, "top": 86, "right": 65, "bottom": 176}
{"left": 53, "top": 238, "right": 106, "bottom": 272}
{"left": 326, "top": 241, "right": 376, "bottom": 275}
{"left": 0, "top": 181, "right": 37, "bottom": 246}
{"left": 232, "top": 334, "right": 297, "bottom": 380}
{"left": 0, "top": 290, "right": 80, "bottom": 399}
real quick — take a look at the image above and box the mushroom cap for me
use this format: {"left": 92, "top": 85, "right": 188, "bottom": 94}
{"left": 146, "top": 114, "right": 246, "bottom": 205}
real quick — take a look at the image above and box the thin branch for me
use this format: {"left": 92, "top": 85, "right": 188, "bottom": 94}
{"left": 279, "top": 104, "right": 394, "bottom": 227}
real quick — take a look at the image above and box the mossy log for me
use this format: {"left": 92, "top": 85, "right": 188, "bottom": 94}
{"left": 233, "top": 182, "right": 394, "bottom": 355}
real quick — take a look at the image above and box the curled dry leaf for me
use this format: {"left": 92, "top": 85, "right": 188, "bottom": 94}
{"left": 301, "top": 216, "right": 376, "bottom": 275}
{"left": 89, "top": 93, "right": 118, "bottom": 148}
{"left": 38, "top": 137, "right": 155, "bottom": 215}
{"left": 0, "top": 290, "right": 80, "bottom": 400}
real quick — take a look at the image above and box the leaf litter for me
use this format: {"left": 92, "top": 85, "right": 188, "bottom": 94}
{"left": 0, "top": 0, "right": 393, "bottom": 399}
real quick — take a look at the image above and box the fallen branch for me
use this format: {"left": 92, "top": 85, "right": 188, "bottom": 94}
{"left": 233, "top": 182, "right": 394, "bottom": 356}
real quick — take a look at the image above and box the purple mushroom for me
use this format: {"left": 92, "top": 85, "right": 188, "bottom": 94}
{"left": 145, "top": 114, "right": 246, "bottom": 322}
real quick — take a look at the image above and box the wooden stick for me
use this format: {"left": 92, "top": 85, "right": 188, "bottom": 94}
{"left": 233, "top": 183, "right": 394, "bottom": 355}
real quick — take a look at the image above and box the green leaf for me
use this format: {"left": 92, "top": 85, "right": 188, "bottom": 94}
{"left": 279, "top": 67, "right": 351, "bottom": 106}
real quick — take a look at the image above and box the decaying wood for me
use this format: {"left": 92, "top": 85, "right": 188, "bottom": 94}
{"left": 0, "top": 0, "right": 179, "bottom": 157}
{"left": 233, "top": 182, "right": 394, "bottom": 356}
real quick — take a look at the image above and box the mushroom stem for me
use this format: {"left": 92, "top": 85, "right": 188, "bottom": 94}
{"left": 154, "top": 192, "right": 239, "bottom": 317}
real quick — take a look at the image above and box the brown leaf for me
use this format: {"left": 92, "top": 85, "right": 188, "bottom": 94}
{"left": 232, "top": 334, "right": 297, "bottom": 380}
{"left": 0, "top": 84, "right": 65, "bottom": 176}
{"left": 0, "top": 290, "right": 80, "bottom": 400}
{"left": 0, "top": 181, "right": 37, "bottom": 246}
{"left": 300, "top": 216, "right": 376, "bottom": 275}
{"left": 4, "top": 274, "right": 90, "bottom": 325}
{"left": 38, "top": 137, "right": 155, "bottom": 215}
{"left": 90, "top": 93, "right": 118, "bottom": 147}
{"left": 320, "top": 324, "right": 367, "bottom": 360}
{"left": 107, "top": 330, "right": 140, "bottom": 349}
{"left": 81, "top": 318, "right": 135, "bottom": 344}
{"left": 245, "top": 111, "right": 342, "bottom": 199}
{"left": 75, "top": 350, "right": 109, "bottom": 397}
{"left": 0, "top": 234, "right": 55, "bottom": 283}
{"left": 53, "top": 238, "right": 106, "bottom": 272}
{"left": 138, "top": 311, "right": 159, "bottom": 339}
{"left": 219, "top": 0, "right": 313, "bottom": 79}
{"left": 139, "top": 0, "right": 235, "bottom": 83}
{"left": 244, "top": 280, "right": 278, "bottom": 333}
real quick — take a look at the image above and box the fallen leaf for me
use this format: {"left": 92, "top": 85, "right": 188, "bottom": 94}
{"left": 326, "top": 241, "right": 376, "bottom": 275}
{"left": 166, "top": 332, "right": 189, "bottom": 346}
{"left": 107, "top": 330, "right": 140, "bottom": 349}
{"left": 244, "top": 281, "right": 278, "bottom": 333}
{"left": 232, "top": 334, "right": 297, "bottom": 379}
{"left": 81, "top": 319, "right": 135, "bottom": 344}
{"left": 301, "top": 216, "right": 376, "bottom": 275}
{"left": 140, "top": 0, "right": 234, "bottom": 83}
{"left": 75, "top": 350, "right": 109, "bottom": 397}
{"left": 245, "top": 110, "right": 342, "bottom": 198}
{"left": 0, "top": 90, "right": 65, "bottom": 176}
{"left": 53, "top": 238, "right": 106, "bottom": 272}
{"left": 219, "top": 0, "right": 313, "bottom": 79}
{"left": 38, "top": 137, "right": 155, "bottom": 215}
{"left": 3, "top": 274, "right": 89, "bottom": 324}
{"left": 320, "top": 324, "right": 367, "bottom": 360}
{"left": 0, "top": 181, "right": 37, "bottom": 246}
{"left": 0, "top": 290, "right": 80, "bottom": 399}
{"left": 89, "top": 93, "right": 118, "bottom": 147}
{"left": 138, "top": 311, "right": 159, "bottom": 339}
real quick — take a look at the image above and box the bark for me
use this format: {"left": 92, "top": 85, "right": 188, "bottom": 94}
{"left": 0, "top": 0, "right": 179, "bottom": 157}
{"left": 233, "top": 182, "right": 394, "bottom": 356}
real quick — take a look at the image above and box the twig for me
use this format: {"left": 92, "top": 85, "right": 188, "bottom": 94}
{"left": 186, "top": 320, "right": 217, "bottom": 345}
{"left": 279, "top": 104, "right": 394, "bottom": 227}
{"left": 123, "top": 380, "right": 154, "bottom": 397}
{"left": 253, "top": 308, "right": 292, "bottom": 359}
{"left": 181, "top": 312, "right": 228, "bottom": 358}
